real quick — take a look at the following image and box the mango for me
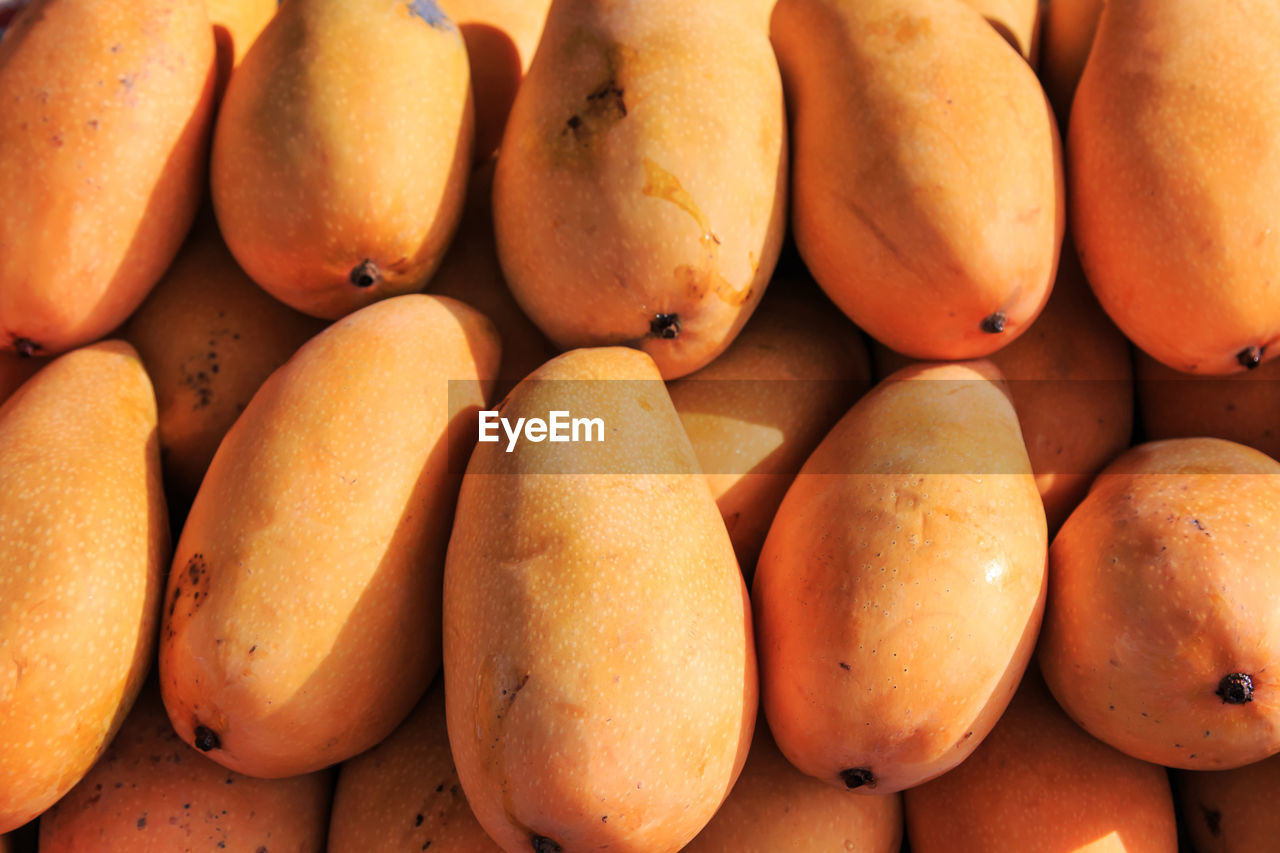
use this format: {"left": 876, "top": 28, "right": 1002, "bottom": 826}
{"left": 38, "top": 684, "right": 331, "bottom": 852}
{"left": 443, "top": 347, "right": 756, "bottom": 852}
{"left": 1175, "top": 754, "right": 1280, "bottom": 853}
{"left": 1041, "top": 438, "right": 1280, "bottom": 769}
{"left": 1070, "top": 0, "right": 1280, "bottom": 374}
{"left": 438, "top": 0, "right": 552, "bottom": 161}
{"left": 874, "top": 241, "right": 1133, "bottom": 533}
{"left": 0, "top": 0, "right": 216, "bottom": 357}
{"left": 212, "top": 0, "right": 474, "bottom": 319}
{"left": 329, "top": 677, "right": 501, "bottom": 852}
{"left": 1041, "top": 0, "right": 1101, "bottom": 124}
{"left": 0, "top": 341, "right": 169, "bottom": 832}
{"left": 208, "top": 0, "right": 277, "bottom": 100}
{"left": 0, "top": 352, "right": 41, "bottom": 407}
{"left": 493, "top": 0, "right": 788, "bottom": 380}
{"left": 962, "top": 0, "right": 1041, "bottom": 62}
{"left": 1137, "top": 351, "right": 1280, "bottom": 462}
{"left": 684, "top": 715, "right": 903, "bottom": 852}
{"left": 159, "top": 295, "right": 500, "bottom": 778}
{"left": 905, "top": 669, "right": 1178, "bottom": 852}
{"left": 754, "top": 361, "right": 1047, "bottom": 793}
{"left": 428, "top": 159, "right": 557, "bottom": 399}
{"left": 773, "top": 0, "right": 1063, "bottom": 362}
{"left": 669, "top": 280, "right": 871, "bottom": 575}
{"left": 124, "top": 220, "right": 326, "bottom": 510}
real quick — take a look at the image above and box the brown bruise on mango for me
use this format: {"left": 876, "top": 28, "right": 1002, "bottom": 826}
{"left": 553, "top": 37, "right": 632, "bottom": 161}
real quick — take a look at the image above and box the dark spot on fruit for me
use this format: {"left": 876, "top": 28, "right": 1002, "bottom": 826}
{"left": 650, "top": 313, "right": 680, "bottom": 339}
{"left": 602, "top": 815, "right": 608, "bottom": 822}
{"left": 435, "top": 783, "right": 444, "bottom": 792}
{"left": 350, "top": 259, "right": 381, "bottom": 288}
{"left": 980, "top": 312, "right": 1006, "bottom": 334}
{"left": 137, "top": 813, "right": 147, "bottom": 829}
{"left": 415, "top": 813, "right": 424, "bottom": 826}
{"left": 840, "top": 768, "right": 876, "bottom": 789}
{"left": 13, "top": 338, "right": 41, "bottom": 358}
{"left": 249, "top": 645, "right": 256, "bottom": 655}
{"left": 565, "top": 115, "right": 582, "bottom": 131}
{"left": 193, "top": 726, "right": 220, "bottom": 751}
{"left": 225, "top": 777, "right": 234, "bottom": 784}
{"left": 839, "top": 662, "right": 851, "bottom": 671}
{"left": 1237, "top": 346, "right": 1263, "bottom": 369}
{"left": 1216, "top": 672, "right": 1254, "bottom": 704}
{"left": 1203, "top": 807, "right": 1222, "bottom": 836}
{"left": 531, "top": 835, "right": 562, "bottom": 852}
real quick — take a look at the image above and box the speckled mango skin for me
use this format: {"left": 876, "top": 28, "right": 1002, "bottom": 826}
{"left": 773, "top": 0, "right": 1063, "bottom": 362}
{"left": 329, "top": 677, "right": 501, "bottom": 853}
{"left": 443, "top": 347, "right": 756, "bottom": 853}
{"left": 38, "top": 685, "right": 332, "bottom": 853}
{"left": 0, "top": 341, "right": 169, "bottom": 833}
{"left": 1070, "top": 1, "right": 1280, "bottom": 375}
{"left": 1041, "top": 438, "right": 1280, "bottom": 770}
{"left": 1176, "top": 753, "right": 1280, "bottom": 852}
{"left": 211, "top": 0, "right": 474, "bottom": 320}
{"left": 0, "top": 0, "right": 216, "bottom": 357}
{"left": 754, "top": 361, "right": 1048, "bottom": 794}
{"left": 905, "top": 670, "right": 1178, "bottom": 853}
{"left": 159, "top": 295, "right": 500, "bottom": 779}
{"left": 493, "top": 0, "right": 787, "bottom": 380}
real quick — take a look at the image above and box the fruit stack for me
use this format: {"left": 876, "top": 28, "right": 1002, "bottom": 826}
{"left": 1, "top": 0, "right": 1277, "bottom": 851}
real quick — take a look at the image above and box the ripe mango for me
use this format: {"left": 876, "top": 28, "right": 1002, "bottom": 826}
{"left": 874, "top": 241, "right": 1134, "bottom": 532}
{"left": 905, "top": 669, "right": 1178, "bottom": 852}
{"left": 1041, "top": 0, "right": 1101, "bottom": 124}
{"left": 962, "top": 0, "right": 1041, "bottom": 62}
{"left": 428, "top": 159, "right": 557, "bottom": 399}
{"left": 124, "top": 221, "right": 326, "bottom": 510}
{"left": 1137, "top": 351, "right": 1280, "bottom": 462}
{"left": 0, "top": 0, "right": 216, "bottom": 357}
{"left": 684, "top": 716, "right": 903, "bottom": 852}
{"left": 0, "top": 341, "right": 169, "bottom": 832}
{"left": 0, "top": 353, "right": 41, "bottom": 407}
{"left": 443, "top": 347, "right": 756, "bottom": 852}
{"left": 754, "top": 361, "right": 1047, "bottom": 793}
{"left": 208, "top": 0, "right": 276, "bottom": 100}
{"left": 493, "top": 0, "right": 788, "bottom": 379}
{"left": 1041, "top": 438, "right": 1280, "bottom": 769}
{"left": 160, "top": 295, "right": 500, "bottom": 778}
{"left": 329, "top": 677, "right": 501, "bottom": 852}
{"left": 1176, "top": 754, "right": 1280, "bottom": 853}
{"left": 38, "top": 684, "right": 331, "bottom": 852}
{"left": 212, "top": 0, "right": 474, "bottom": 319}
{"left": 1070, "top": 0, "right": 1280, "bottom": 374}
{"left": 773, "top": 0, "right": 1063, "bottom": 362}
{"left": 669, "top": 280, "right": 871, "bottom": 575}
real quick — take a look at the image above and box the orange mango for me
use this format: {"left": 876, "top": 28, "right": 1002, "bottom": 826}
{"left": 443, "top": 347, "right": 756, "bottom": 852}
{"left": 773, "top": 0, "right": 1063, "bottom": 361}
{"left": 754, "top": 361, "right": 1047, "bottom": 793}
{"left": 212, "top": 0, "right": 474, "bottom": 319}
{"left": 0, "top": 341, "right": 168, "bottom": 832}
{"left": 159, "top": 295, "right": 499, "bottom": 778}
{"left": 0, "top": 0, "right": 216, "bottom": 356}
{"left": 1175, "top": 754, "right": 1280, "bottom": 853}
{"left": 493, "top": 0, "right": 788, "bottom": 380}
{"left": 38, "top": 684, "right": 332, "bottom": 852}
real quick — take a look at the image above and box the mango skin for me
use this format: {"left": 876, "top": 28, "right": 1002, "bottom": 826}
{"left": 160, "top": 295, "right": 500, "bottom": 779}
{"left": 669, "top": 280, "right": 871, "bottom": 575}
{"left": 212, "top": 0, "right": 474, "bottom": 320}
{"left": 494, "top": 0, "right": 788, "bottom": 380}
{"left": 38, "top": 684, "right": 332, "bottom": 852}
{"left": 1070, "top": 1, "right": 1280, "bottom": 374}
{"left": 0, "top": 341, "right": 169, "bottom": 832}
{"left": 754, "top": 361, "right": 1048, "bottom": 794}
{"left": 1175, "top": 754, "right": 1280, "bottom": 853}
{"left": 774, "top": 0, "right": 1063, "bottom": 362}
{"left": 684, "top": 716, "right": 903, "bottom": 852}
{"left": 0, "top": 0, "right": 216, "bottom": 357}
{"left": 905, "top": 669, "right": 1178, "bottom": 853}
{"left": 962, "top": 0, "right": 1041, "bottom": 62}
{"left": 208, "top": 0, "right": 277, "bottom": 100}
{"left": 1041, "top": 438, "right": 1280, "bottom": 770}
{"left": 443, "top": 347, "right": 756, "bottom": 853}
{"left": 329, "top": 677, "right": 501, "bottom": 853}
{"left": 1041, "top": 0, "right": 1101, "bottom": 124}
{"left": 124, "top": 221, "right": 326, "bottom": 510}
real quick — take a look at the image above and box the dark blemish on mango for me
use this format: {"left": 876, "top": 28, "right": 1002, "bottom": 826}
{"left": 13, "top": 338, "right": 41, "bottom": 358}
{"left": 1237, "top": 345, "right": 1263, "bottom": 370}
{"left": 650, "top": 313, "right": 680, "bottom": 339}
{"left": 137, "top": 813, "right": 147, "bottom": 829}
{"left": 561, "top": 79, "right": 627, "bottom": 147}
{"left": 407, "top": 0, "right": 454, "bottom": 30}
{"left": 193, "top": 726, "right": 220, "bottom": 751}
{"left": 531, "top": 835, "right": 562, "bottom": 852}
{"left": 840, "top": 768, "right": 876, "bottom": 789}
{"left": 980, "top": 312, "right": 1006, "bottom": 334}
{"left": 435, "top": 783, "right": 445, "bottom": 792}
{"left": 1203, "top": 807, "right": 1222, "bottom": 837}
{"left": 350, "top": 259, "right": 381, "bottom": 289}
{"left": 249, "top": 645, "right": 256, "bottom": 655}
{"left": 414, "top": 813, "right": 424, "bottom": 826}
{"left": 1192, "top": 519, "right": 1209, "bottom": 534}
{"left": 839, "top": 662, "right": 851, "bottom": 671}
{"left": 1216, "top": 672, "right": 1254, "bottom": 704}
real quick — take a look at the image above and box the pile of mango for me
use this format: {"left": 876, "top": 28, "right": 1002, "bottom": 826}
{"left": 2, "top": 0, "right": 1278, "bottom": 851}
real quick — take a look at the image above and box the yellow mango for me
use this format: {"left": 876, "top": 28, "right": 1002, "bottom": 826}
{"left": 443, "top": 347, "right": 756, "bottom": 852}
{"left": 773, "top": 0, "right": 1063, "bottom": 361}
{"left": 0, "top": 0, "right": 216, "bottom": 356}
{"left": 493, "top": 0, "right": 788, "bottom": 379}
{"left": 159, "top": 295, "right": 499, "bottom": 778}
{"left": 212, "top": 0, "right": 473, "bottom": 319}
{"left": 0, "top": 341, "right": 168, "bottom": 831}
